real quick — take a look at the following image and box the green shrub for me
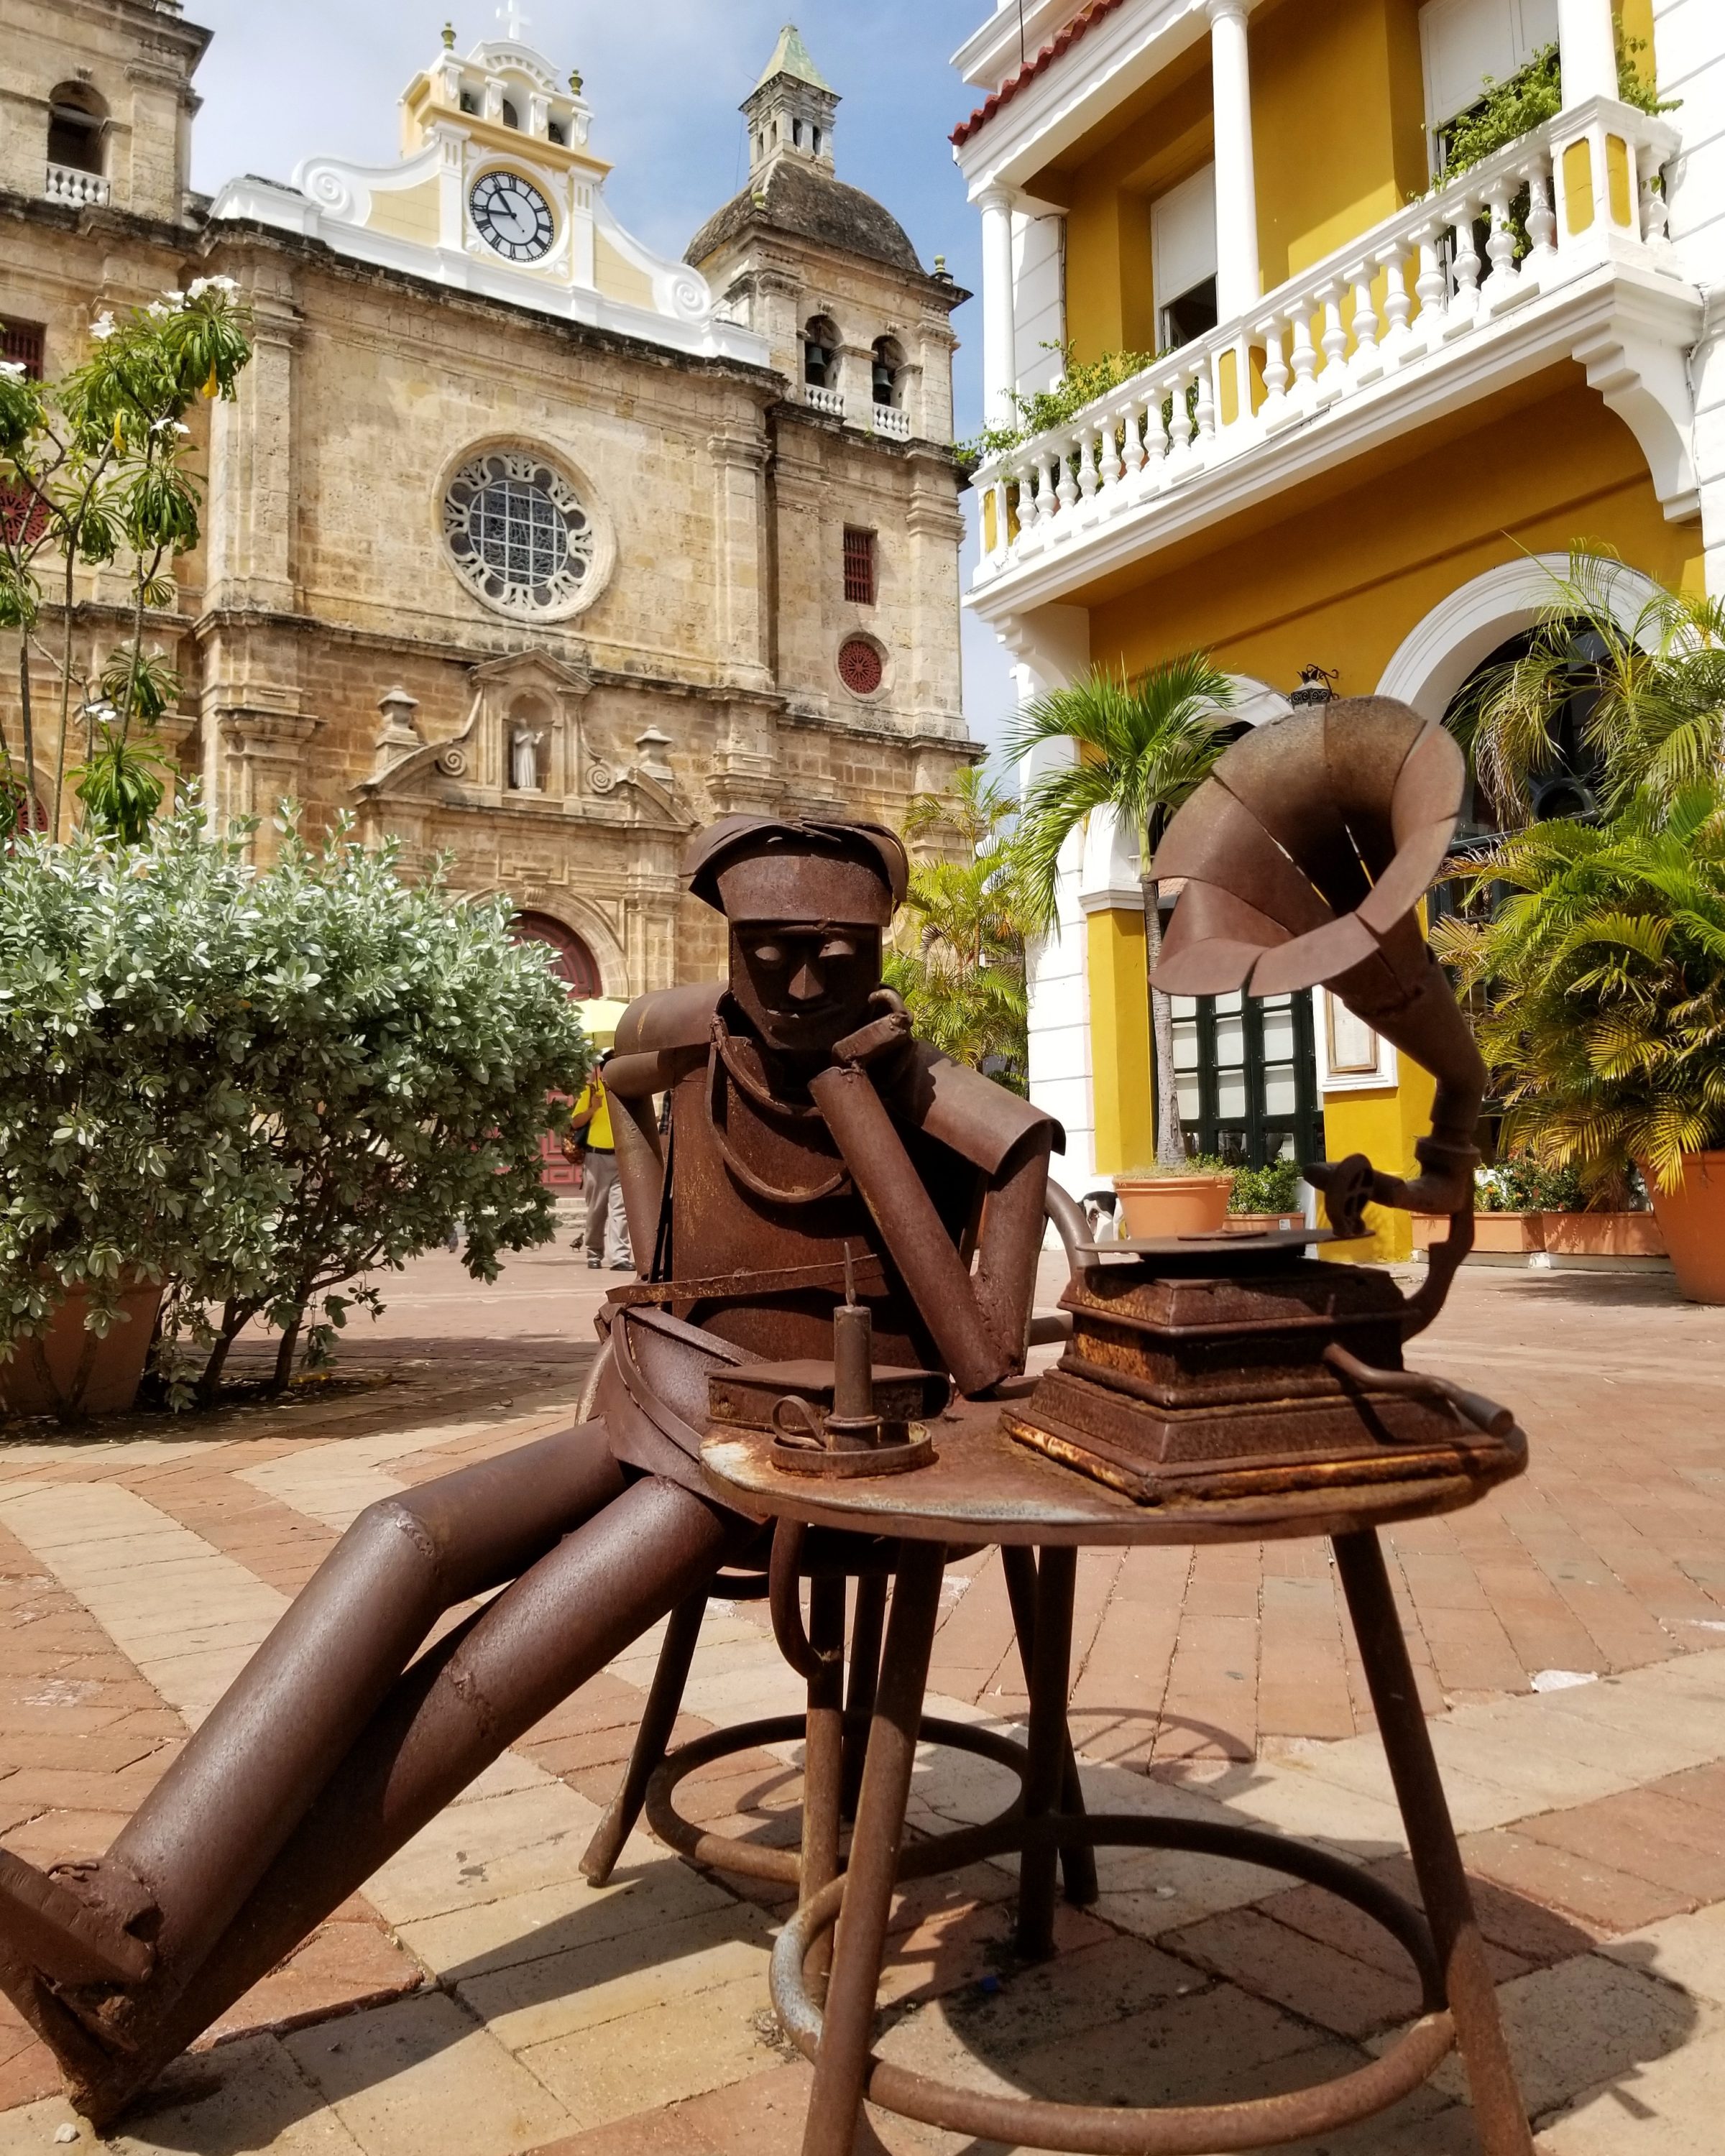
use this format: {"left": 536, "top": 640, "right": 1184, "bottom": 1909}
{"left": 0, "top": 804, "right": 589, "bottom": 1410}
{"left": 1441, "top": 39, "right": 1674, "bottom": 183}
{"left": 1227, "top": 1158, "right": 1305, "bottom": 1216}
{"left": 1475, "top": 1155, "right": 1588, "bottom": 1213}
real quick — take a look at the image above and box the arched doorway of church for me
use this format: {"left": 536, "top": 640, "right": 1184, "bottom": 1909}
{"left": 510, "top": 911, "right": 603, "bottom": 1189}
{"left": 512, "top": 910, "right": 602, "bottom": 995}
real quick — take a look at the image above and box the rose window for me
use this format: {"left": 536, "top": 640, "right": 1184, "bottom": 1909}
{"left": 838, "top": 637, "right": 884, "bottom": 696}
{"left": 442, "top": 451, "right": 596, "bottom": 617}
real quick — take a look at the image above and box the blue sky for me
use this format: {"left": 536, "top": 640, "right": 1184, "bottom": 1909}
{"left": 185, "top": 1, "right": 1018, "bottom": 752}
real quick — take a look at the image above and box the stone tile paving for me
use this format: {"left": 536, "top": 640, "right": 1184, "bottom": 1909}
{"left": 0, "top": 1248, "right": 1719, "bottom": 2150}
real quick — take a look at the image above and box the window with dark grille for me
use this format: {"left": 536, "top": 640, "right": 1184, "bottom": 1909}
{"left": 1, "top": 321, "right": 46, "bottom": 379}
{"left": 843, "top": 527, "right": 876, "bottom": 606}
{"left": 1171, "top": 987, "right": 1320, "bottom": 1170}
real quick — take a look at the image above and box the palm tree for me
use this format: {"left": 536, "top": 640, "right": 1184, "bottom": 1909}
{"left": 888, "top": 767, "right": 1031, "bottom": 1087}
{"left": 1454, "top": 548, "right": 1725, "bottom": 822}
{"left": 1009, "top": 656, "right": 1236, "bottom": 1166}
{"left": 1433, "top": 782, "right": 1725, "bottom": 1199}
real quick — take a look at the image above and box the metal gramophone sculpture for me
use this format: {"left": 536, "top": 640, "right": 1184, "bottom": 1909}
{"left": 1006, "top": 696, "right": 1526, "bottom": 1507}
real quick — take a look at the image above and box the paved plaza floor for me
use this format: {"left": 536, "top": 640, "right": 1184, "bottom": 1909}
{"left": 0, "top": 1244, "right": 1721, "bottom": 2152}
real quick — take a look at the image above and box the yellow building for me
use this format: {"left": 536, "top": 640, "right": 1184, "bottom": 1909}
{"left": 951, "top": 0, "right": 1716, "bottom": 1256}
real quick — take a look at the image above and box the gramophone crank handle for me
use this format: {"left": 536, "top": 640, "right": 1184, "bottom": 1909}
{"left": 1323, "top": 1341, "right": 1515, "bottom": 1439}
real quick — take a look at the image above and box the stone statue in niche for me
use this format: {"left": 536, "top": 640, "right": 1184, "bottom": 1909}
{"left": 509, "top": 726, "right": 546, "bottom": 792}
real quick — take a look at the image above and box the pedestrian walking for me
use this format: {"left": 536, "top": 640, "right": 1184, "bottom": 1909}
{"left": 567, "top": 1052, "right": 635, "bottom": 1271}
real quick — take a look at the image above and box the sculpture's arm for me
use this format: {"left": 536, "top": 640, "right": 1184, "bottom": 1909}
{"left": 602, "top": 1048, "right": 691, "bottom": 1278}
{"left": 806, "top": 1014, "right": 1052, "bottom": 1398}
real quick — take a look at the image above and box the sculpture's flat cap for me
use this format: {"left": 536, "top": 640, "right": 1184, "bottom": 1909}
{"left": 685, "top": 816, "right": 908, "bottom": 925}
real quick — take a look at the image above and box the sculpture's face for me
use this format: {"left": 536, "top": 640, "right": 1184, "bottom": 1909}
{"left": 730, "top": 922, "right": 881, "bottom": 1057}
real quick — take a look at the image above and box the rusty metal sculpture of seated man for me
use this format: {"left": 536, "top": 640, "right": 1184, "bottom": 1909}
{"left": 0, "top": 815, "right": 1058, "bottom": 2124}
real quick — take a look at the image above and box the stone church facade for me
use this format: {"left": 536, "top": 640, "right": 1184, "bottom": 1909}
{"left": 0, "top": 4, "right": 972, "bottom": 995}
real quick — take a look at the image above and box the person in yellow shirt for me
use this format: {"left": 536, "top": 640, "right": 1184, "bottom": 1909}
{"left": 568, "top": 1053, "right": 634, "bottom": 1271}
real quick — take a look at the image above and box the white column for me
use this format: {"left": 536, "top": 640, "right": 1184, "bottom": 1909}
{"left": 978, "top": 185, "right": 1018, "bottom": 430}
{"left": 1207, "top": 0, "right": 1261, "bottom": 323}
{"left": 1557, "top": 0, "right": 1618, "bottom": 108}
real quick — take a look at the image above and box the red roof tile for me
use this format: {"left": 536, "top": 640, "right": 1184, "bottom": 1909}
{"left": 950, "top": 0, "right": 1128, "bottom": 151}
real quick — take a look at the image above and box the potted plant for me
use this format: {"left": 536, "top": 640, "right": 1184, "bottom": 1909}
{"left": 1438, "top": 553, "right": 1725, "bottom": 1301}
{"left": 1409, "top": 1155, "right": 1668, "bottom": 1263}
{"left": 1113, "top": 1153, "right": 1236, "bottom": 1238}
{"left": 1225, "top": 1156, "right": 1306, "bottom": 1233}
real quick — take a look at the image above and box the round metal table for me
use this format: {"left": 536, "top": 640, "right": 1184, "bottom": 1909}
{"left": 700, "top": 1393, "right": 1533, "bottom": 2156}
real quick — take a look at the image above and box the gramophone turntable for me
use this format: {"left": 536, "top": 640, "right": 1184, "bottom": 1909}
{"left": 1005, "top": 694, "right": 1526, "bottom": 1509}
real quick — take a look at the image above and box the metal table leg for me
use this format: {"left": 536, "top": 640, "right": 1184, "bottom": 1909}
{"left": 801, "top": 1574, "right": 847, "bottom": 1988}
{"left": 1334, "top": 1530, "right": 1534, "bottom": 2156}
{"left": 1014, "top": 1544, "right": 1077, "bottom": 1960}
{"left": 799, "top": 1541, "right": 946, "bottom": 2156}
{"left": 1003, "top": 1544, "right": 1099, "bottom": 1912}
{"left": 841, "top": 1571, "right": 888, "bottom": 1820}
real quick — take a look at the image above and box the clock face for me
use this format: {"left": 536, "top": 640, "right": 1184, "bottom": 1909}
{"left": 470, "top": 171, "right": 555, "bottom": 263}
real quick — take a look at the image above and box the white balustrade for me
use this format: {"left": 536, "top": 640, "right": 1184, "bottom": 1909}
{"left": 1378, "top": 243, "right": 1414, "bottom": 364}
{"left": 804, "top": 382, "right": 846, "bottom": 418}
{"left": 870, "top": 402, "right": 911, "bottom": 440}
{"left": 1347, "top": 262, "right": 1382, "bottom": 383}
{"left": 1481, "top": 177, "right": 1520, "bottom": 303}
{"left": 45, "top": 163, "right": 110, "bottom": 208}
{"left": 967, "top": 94, "right": 1680, "bottom": 590}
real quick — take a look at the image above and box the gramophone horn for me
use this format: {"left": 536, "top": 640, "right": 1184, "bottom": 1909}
{"left": 1151, "top": 696, "right": 1486, "bottom": 1227}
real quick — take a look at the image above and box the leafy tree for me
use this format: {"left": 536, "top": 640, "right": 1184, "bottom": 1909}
{"left": 1453, "top": 548, "right": 1725, "bottom": 822}
{"left": 1434, "top": 783, "right": 1725, "bottom": 1201}
{"left": 0, "top": 279, "right": 251, "bottom": 837}
{"left": 0, "top": 803, "right": 589, "bottom": 1415}
{"left": 1009, "top": 658, "right": 1236, "bottom": 1165}
{"left": 887, "top": 768, "right": 1031, "bottom": 1086}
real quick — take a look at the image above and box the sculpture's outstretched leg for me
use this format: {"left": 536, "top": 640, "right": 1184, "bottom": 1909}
{"left": 0, "top": 1416, "right": 747, "bottom": 2126}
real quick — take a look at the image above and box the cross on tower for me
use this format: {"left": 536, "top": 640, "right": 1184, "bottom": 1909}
{"left": 496, "top": 1, "right": 530, "bottom": 41}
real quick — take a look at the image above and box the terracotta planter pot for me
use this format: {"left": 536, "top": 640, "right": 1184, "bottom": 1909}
{"left": 1414, "top": 1212, "right": 1545, "bottom": 1253}
{"left": 1646, "top": 1152, "right": 1725, "bottom": 1304}
{"left": 1113, "top": 1172, "right": 1233, "bottom": 1239}
{"left": 0, "top": 1279, "right": 165, "bottom": 1420}
{"left": 1475, "top": 1212, "right": 1547, "bottom": 1254}
{"left": 1412, "top": 1210, "right": 1667, "bottom": 1266}
{"left": 1540, "top": 1212, "right": 1665, "bottom": 1260}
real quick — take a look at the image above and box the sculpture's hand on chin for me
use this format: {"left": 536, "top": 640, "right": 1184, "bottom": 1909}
{"left": 830, "top": 1005, "right": 912, "bottom": 1072}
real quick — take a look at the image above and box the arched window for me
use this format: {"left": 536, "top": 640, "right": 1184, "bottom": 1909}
{"left": 47, "top": 83, "right": 106, "bottom": 176}
{"left": 803, "top": 315, "right": 840, "bottom": 391}
{"left": 870, "top": 336, "right": 903, "bottom": 408}
{"left": 501, "top": 98, "right": 521, "bottom": 130}
{"left": 547, "top": 118, "right": 566, "bottom": 147}
{"left": 511, "top": 911, "right": 601, "bottom": 996}
{"left": 811, "top": 127, "right": 823, "bottom": 158}
{"left": 791, "top": 118, "right": 804, "bottom": 149}
{"left": 1443, "top": 625, "right": 1607, "bottom": 836}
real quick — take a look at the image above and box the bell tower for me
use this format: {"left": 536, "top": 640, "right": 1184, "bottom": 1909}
{"left": 742, "top": 24, "right": 837, "bottom": 179}
{"left": 0, "top": 0, "right": 208, "bottom": 224}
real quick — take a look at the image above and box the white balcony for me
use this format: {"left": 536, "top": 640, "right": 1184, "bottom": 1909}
{"left": 45, "top": 162, "right": 110, "bottom": 208}
{"left": 970, "top": 98, "right": 1699, "bottom": 617}
{"left": 870, "top": 402, "right": 911, "bottom": 441}
{"left": 804, "top": 382, "right": 846, "bottom": 419}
